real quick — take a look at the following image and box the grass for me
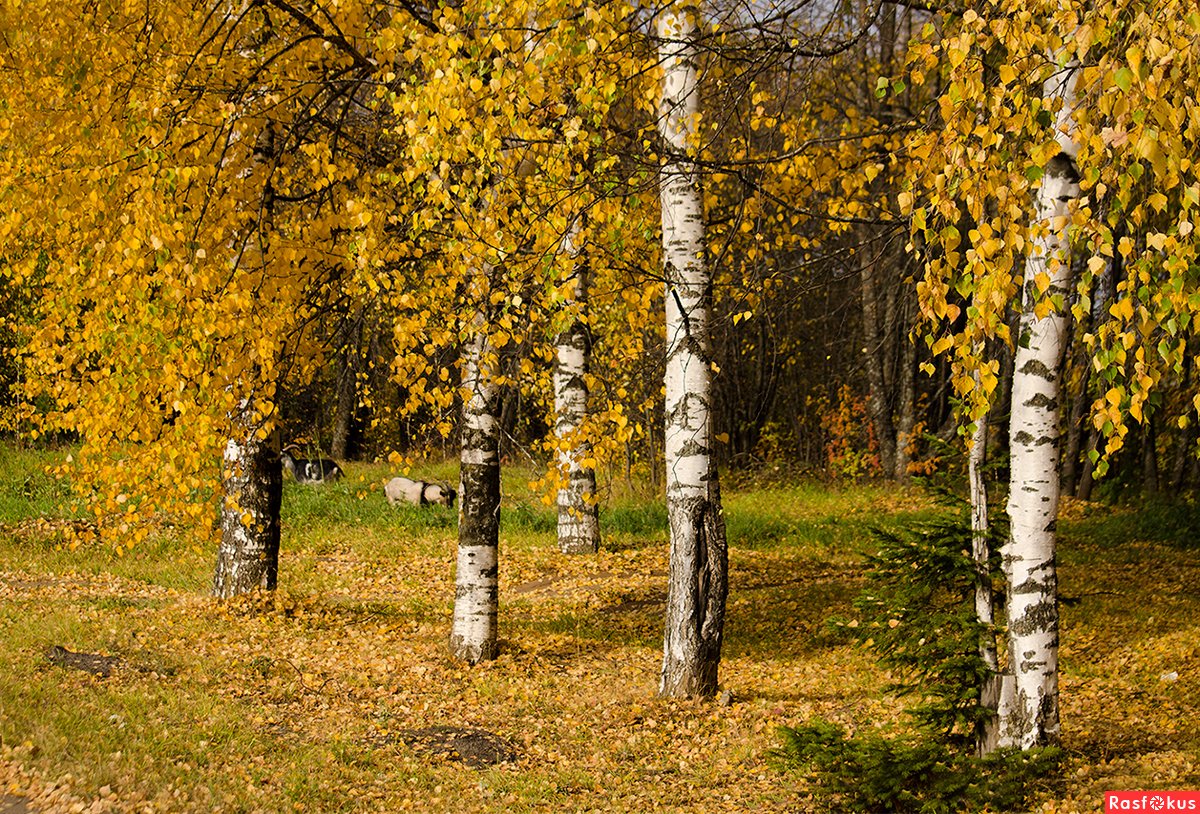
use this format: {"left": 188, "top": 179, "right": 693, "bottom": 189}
{"left": 0, "top": 444, "right": 1197, "bottom": 813}
{"left": 0, "top": 443, "right": 77, "bottom": 524}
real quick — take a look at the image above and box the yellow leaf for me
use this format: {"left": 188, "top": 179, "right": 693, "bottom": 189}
{"left": 1111, "top": 298, "right": 1135, "bottom": 321}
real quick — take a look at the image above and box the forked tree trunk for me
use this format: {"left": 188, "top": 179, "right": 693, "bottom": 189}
{"left": 450, "top": 306, "right": 502, "bottom": 664}
{"left": 1000, "top": 56, "right": 1080, "bottom": 749}
{"left": 214, "top": 406, "right": 282, "bottom": 598}
{"left": 554, "top": 225, "right": 600, "bottom": 555}
{"left": 657, "top": 2, "right": 729, "bottom": 699}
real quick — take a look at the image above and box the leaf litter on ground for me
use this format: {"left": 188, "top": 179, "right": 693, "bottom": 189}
{"left": 0, "top": 468, "right": 1196, "bottom": 813}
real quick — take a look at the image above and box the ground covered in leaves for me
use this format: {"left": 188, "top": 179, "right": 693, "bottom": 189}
{"left": 0, "top": 450, "right": 1198, "bottom": 812}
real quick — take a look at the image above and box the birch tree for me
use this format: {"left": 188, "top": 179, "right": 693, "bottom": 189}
{"left": 998, "top": 55, "right": 1080, "bottom": 748}
{"left": 212, "top": 3, "right": 286, "bottom": 597}
{"left": 0, "top": 0, "right": 416, "bottom": 552}
{"left": 213, "top": 410, "right": 283, "bottom": 597}
{"left": 968, "top": 376, "right": 1001, "bottom": 754}
{"left": 657, "top": 1, "right": 729, "bottom": 699}
{"left": 554, "top": 222, "right": 601, "bottom": 555}
{"left": 451, "top": 294, "right": 503, "bottom": 663}
{"left": 904, "top": 0, "right": 1200, "bottom": 750}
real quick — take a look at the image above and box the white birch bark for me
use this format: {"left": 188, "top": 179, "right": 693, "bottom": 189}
{"left": 970, "top": 392, "right": 1005, "bottom": 755}
{"left": 999, "top": 55, "right": 1080, "bottom": 749}
{"left": 212, "top": 48, "right": 282, "bottom": 597}
{"left": 971, "top": 407, "right": 996, "bottom": 663}
{"left": 554, "top": 222, "right": 600, "bottom": 555}
{"left": 658, "top": 3, "right": 728, "bottom": 699}
{"left": 213, "top": 406, "right": 282, "bottom": 598}
{"left": 450, "top": 300, "right": 502, "bottom": 663}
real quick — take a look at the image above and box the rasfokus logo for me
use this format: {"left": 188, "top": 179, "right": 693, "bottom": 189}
{"left": 1106, "top": 792, "right": 1200, "bottom": 812}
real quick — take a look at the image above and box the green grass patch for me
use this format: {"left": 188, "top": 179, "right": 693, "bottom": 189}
{"left": 0, "top": 443, "right": 76, "bottom": 523}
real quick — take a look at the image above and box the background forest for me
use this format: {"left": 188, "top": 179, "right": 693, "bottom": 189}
{"left": 1, "top": 0, "right": 1199, "bottom": 811}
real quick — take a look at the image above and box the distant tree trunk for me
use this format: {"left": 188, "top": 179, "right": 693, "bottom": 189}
{"left": 1075, "top": 225, "right": 1122, "bottom": 500}
{"left": 450, "top": 303, "right": 502, "bottom": 664}
{"left": 860, "top": 252, "right": 899, "bottom": 477}
{"left": 657, "top": 2, "right": 728, "bottom": 699}
{"left": 1076, "top": 432, "right": 1099, "bottom": 500}
{"left": 554, "top": 223, "right": 600, "bottom": 555}
{"left": 999, "top": 57, "right": 1080, "bottom": 749}
{"left": 1061, "top": 351, "right": 1089, "bottom": 496}
{"left": 1170, "top": 357, "right": 1195, "bottom": 492}
{"left": 1170, "top": 423, "right": 1194, "bottom": 492}
{"left": 894, "top": 296, "right": 917, "bottom": 480}
{"left": 214, "top": 405, "right": 282, "bottom": 598}
{"left": 330, "top": 310, "right": 364, "bottom": 461}
{"left": 1141, "top": 422, "right": 1160, "bottom": 494}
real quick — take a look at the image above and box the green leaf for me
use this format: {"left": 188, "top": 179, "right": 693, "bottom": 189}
{"left": 1114, "top": 66, "right": 1133, "bottom": 92}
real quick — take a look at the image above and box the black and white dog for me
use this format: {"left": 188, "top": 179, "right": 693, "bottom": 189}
{"left": 281, "top": 446, "right": 343, "bottom": 484}
{"left": 385, "top": 476, "right": 456, "bottom": 508}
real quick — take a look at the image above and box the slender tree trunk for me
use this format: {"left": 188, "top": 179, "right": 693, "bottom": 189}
{"left": 214, "top": 406, "right": 282, "bottom": 598}
{"left": 1171, "top": 356, "right": 1194, "bottom": 492}
{"left": 1075, "top": 230, "right": 1121, "bottom": 501}
{"left": 1141, "top": 422, "right": 1160, "bottom": 494}
{"left": 555, "top": 224, "right": 600, "bottom": 555}
{"left": 331, "top": 310, "right": 364, "bottom": 461}
{"left": 894, "top": 295, "right": 917, "bottom": 480}
{"left": 450, "top": 303, "right": 502, "bottom": 664}
{"left": 1061, "top": 352, "right": 1089, "bottom": 496}
{"left": 1170, "top": 422, "right": 1194, "bottom": 492}
{"left": 860, "top": 252, "right": 899, "bottom": 476}
{"left": 852, "top": 5, "right": 899, "bottom": 479}
{"left": 657, "top": 3, "right": 728, "bottom": 699}
{"left": 1077, "top": 432, "right": 1099, "bottom": 500}
{"left": 999, "top": 58, "right": 1080, "bottom": 749}
{"left": 970, "top": 377, "right": 1005, "bottom": 755}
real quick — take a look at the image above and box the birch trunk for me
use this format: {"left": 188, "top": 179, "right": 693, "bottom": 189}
{"left": 213, "top": 408, "right": 282, "bottom": 598}
{"left": 1000, "top": 57, "right": 1080, "bottom": 749}
{"left": 213, "top": 78, "right": 281, "bottom": 598}
{"left": 970, "top": 394, "right": 1004, "bottom": 754}
{"left": 554, "top": 225, "right": 600, "bottom": 555}
{"left": 450, "top": 306, "right": 502, "bottom": 664}
{"left": 658, "top": 3, "right": 728, "bottom": 699}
